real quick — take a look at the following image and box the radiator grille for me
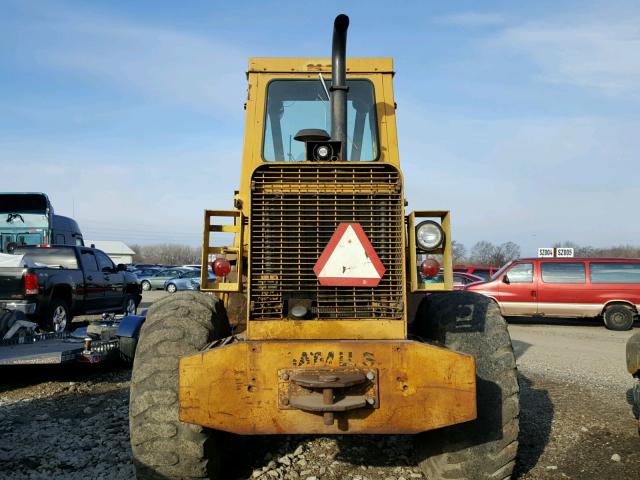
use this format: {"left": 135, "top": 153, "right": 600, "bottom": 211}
{"left": 249, "top": 164, "right": 404, "bottom": 320}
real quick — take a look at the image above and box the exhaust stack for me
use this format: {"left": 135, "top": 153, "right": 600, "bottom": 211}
{"left": 331, "top": 14, "right": 349, "bottom": 159}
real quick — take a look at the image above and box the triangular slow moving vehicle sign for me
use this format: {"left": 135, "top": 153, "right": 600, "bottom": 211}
{"left": 313, "top": 223, "right": 385, "bottom": 287}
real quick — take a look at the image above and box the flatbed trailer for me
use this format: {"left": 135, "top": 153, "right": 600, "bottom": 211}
{"left": 0, "top": 331, "right": 119, "bottom": 365}
{"left": 0, "top": 313, "right": 145, "bottom": 366}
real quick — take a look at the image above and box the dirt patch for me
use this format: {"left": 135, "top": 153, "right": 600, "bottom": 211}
{"left": 516, "top": 373, "right": 639, "bottom": 479}
{"left": 1, "top": 365, "right": 637, "bottom": 479}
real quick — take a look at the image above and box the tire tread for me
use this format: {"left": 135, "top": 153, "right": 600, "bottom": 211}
{"left": 414, "top": 291, "right": 520, "bottom": 480}
{"left": 129, "top": 292, "right": 229, "bottom": 479}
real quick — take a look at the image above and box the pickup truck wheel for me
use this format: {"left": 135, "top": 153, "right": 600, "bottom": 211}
{"left": 129, "top": 292, "right": 231, "bottom": 480}
{"left": 47, "top": 299, "right": 72, "bottom": 332}
{"left": 603, "top": 304, "right": 634, "bottom": 331}
{"left": 141, "top": 280, "right": 151, "bottom": 291}
{"left": 123, "top": 294, "right": 137, "bottom": 315}
{"left": 412, "top": 292, "right": 520, "bottom": 480}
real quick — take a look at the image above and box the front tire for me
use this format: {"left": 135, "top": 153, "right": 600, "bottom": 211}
{"left": 166, "top": 283, "right": 177, "bottom": 294}
{"left": 129, "top": 292, "right": 231, "bottom": 479}
{"left": 603, "top": 304, "right": 634, "bottom": 331}
{"left": 412, "top": 292, "right": 520, "bottom": 480}
{"left": 141, "top": 280, "right": 151, "bottom": 291}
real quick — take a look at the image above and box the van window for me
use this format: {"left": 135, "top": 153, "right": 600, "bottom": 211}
{"left": 506, "top": 263, "right": 533, "bottom": 283}
{"left": 541, "top": 262, "right": 586, "bottom": 283}
{"left": 590, "top": 262, "right": 640, "bottom": 283}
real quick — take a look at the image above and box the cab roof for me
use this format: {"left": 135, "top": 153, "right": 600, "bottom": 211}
{"left": 248, "top": 57, "right": 394, "bottom": 74}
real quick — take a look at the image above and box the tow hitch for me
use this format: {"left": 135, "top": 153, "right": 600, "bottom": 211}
{"left": 279, "top": 369, "right": 378, "bottom": 426}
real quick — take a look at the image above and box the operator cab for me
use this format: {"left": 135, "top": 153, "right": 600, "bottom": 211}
{"left": 264, "top": 79, "right": 379, "bottom": 162}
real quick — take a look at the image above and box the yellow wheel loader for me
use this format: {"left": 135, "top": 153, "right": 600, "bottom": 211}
{"left": 129, "top": 14, "right": 519, "bottom": 480}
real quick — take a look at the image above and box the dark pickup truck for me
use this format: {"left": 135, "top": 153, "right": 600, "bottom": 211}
{"left": 0, "top": 245, "right": 141, "bottom": 332}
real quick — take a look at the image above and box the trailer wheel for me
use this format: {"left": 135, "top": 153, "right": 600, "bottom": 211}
{"left": 129, "top": 291, "right": 230, "bottom": 479}
{"left": 603, "top": 304, "right": 634, "bottom": 331}
{"left": 118, "top": 336, "right": 137, "bottom": 366}
{"left": 412, "top": 292, "right": 519, "bottom": 480}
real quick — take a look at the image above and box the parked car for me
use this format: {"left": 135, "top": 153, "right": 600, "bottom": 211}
{"left": 454, "top": 266, "right": 499, "bottom": 281}
{"left": 466, "top": 258, "right": 640, "bottom": 330}
{"left": 422, "top": 271, "right": 484, "bottom": 290}
{"left": 132, "top": 267, "right": 162, "bottom": 280}
{"left": 164, "top": 270, "right": 216, "bottom": 293}
{"left": 140, "top": 267, "right": 196, "bottom": 291}
{"left": 0, "top": 245, "right": 141, "bottom": 331}
{"left": 132, "top": 263, "right": 161, "bottom": 269}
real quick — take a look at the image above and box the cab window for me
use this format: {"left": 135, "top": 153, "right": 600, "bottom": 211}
{"left": 80, "top": 250, "right": 98, "bottom": 272}
{"left": 263, "top": 79, "right": 378, "bottom": 162}
{"left": 505, "top": 263, "right": 533, "bottom": 283}
{"left": 95, "top": 252, "right": 114, "bottom": 272}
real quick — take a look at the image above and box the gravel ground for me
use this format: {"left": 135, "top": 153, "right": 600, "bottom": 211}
{"left": 1, "top": 293, "right": 638, "bottom": 479}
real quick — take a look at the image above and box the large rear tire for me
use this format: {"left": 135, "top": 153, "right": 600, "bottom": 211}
{"left": 129, "top": 291, "right": 230, "bottom": 479}
{"left": 412, "top": 291, "right": 520, "bottom": 480}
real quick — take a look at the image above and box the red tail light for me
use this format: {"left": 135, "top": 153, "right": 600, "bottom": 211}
{"left": 24, "top": 272, "right": 39, "bottom": 295}
{"left": 420, "top": 258, "right": 440, "bottom": 278}
{"left": 211, "top": 258, "right": 231, "bottom": 278}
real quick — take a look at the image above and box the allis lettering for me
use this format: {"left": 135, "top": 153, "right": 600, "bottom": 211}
{"left": 291, "top": 351, "right": 375, "bottom": 367}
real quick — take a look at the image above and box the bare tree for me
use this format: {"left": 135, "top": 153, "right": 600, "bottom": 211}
{"left": 470, "top": 241, "right": 495, "bottom": 266}
{"left": 553, "top": 241, "right": 640, "bottom": 258}
{"left": 469, "top": 241, "right": 521, "bottom": 267}
{"left": 492, "top": 241, "right": 520, "bottom": 267}
{"left": 129, "top": 243, "right": 201, "bottom": 265}
{"left": 451, "top": 240, "right": 467, "bottom": 266}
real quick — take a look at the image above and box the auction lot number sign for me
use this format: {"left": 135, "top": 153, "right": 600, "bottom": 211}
{"left": 538, "top": 247, "right": 574, "bottom": 258}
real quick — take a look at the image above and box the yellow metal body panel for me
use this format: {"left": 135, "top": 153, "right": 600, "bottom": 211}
{"left": 248, "top": 57, "right": 394, "bottom": 74}
{"left": 201, "top": 210, "right": 244, "bottom": 293}
{"left": 408, "top": 210, "right": 453, "bottom": 292}
{"left": 248, "top": 320, "right": 405, "bottom": 340}
{"left": 179, "top": 340, "right": 476, "bottom": 434}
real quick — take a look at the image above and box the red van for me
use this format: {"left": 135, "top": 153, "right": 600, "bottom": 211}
{"left": 465, "top": 258, "right": 640, "bottom": 330}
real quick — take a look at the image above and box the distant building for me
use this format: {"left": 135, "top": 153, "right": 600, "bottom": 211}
{"left": 86, "top": 240, "right": 136, "bottom": 264}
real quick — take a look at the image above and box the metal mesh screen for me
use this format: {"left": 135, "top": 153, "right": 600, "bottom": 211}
{"left": 249, "top": 164, "right": 404, "bottom": 320}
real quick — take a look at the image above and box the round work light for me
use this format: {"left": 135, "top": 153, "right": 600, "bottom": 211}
{"left": 415, "top": 220, "right": 444, "bottom": 251}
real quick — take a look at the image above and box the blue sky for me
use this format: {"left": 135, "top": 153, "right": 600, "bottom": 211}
{"left": 1, "top": 0, "right": 638, "bottom": 255}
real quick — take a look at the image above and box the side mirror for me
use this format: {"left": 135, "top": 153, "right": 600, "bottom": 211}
{"left": 117, "top": 264, "right": 127, "bottom": 271}
{"left": 502, "top": 275, "right": 510, "bottom": 285}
